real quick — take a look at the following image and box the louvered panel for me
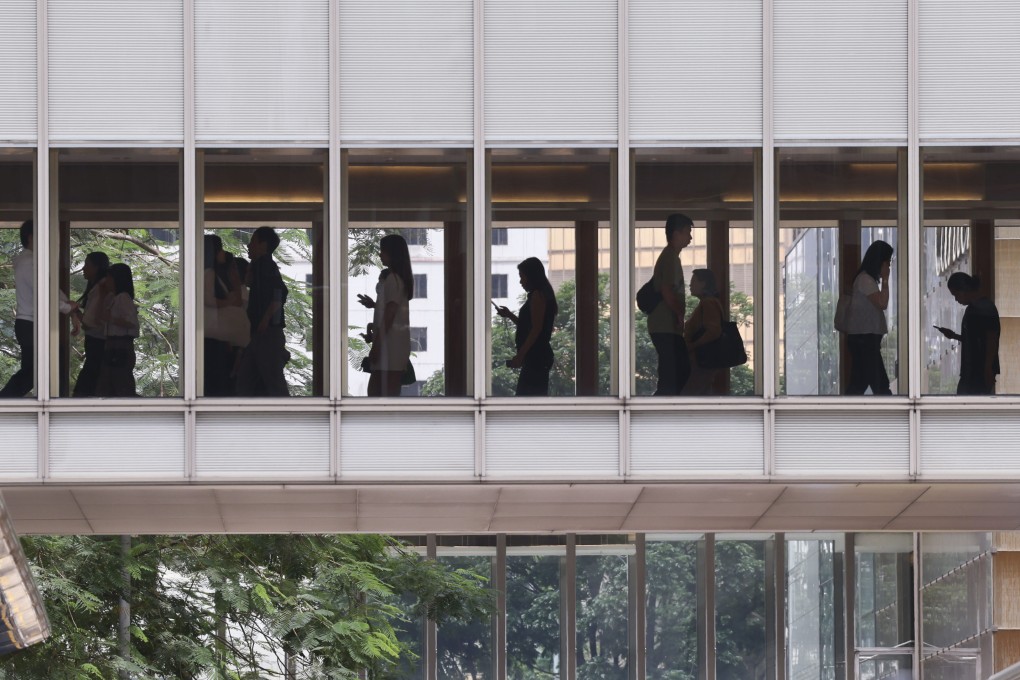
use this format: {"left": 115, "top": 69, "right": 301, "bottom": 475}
{"left": 485, "top": 412, "right": 619, "bottom": 477}
{"left": 484, "top": 0, "right": 617, "bottom": 143}
{"left": 195, "top": 0, "right": 329, "bottom": 142}
{"left": 195, "top": 413, "right": 329, "bottom": 478}
{"left": 0, "top": 415, "right": 37, "bottom": 478}
{"left": 340, "top": 412, "right": 474, "bottom": 477}
{"left": 630, "top": 411, "right": 764, "bottom": 475}
{"left": 774, "top": 0, "right": 907, "bottom": 140}
{"left": 919, "top": 0, "right": 1020, "bottom": 139}
{"left": 921, "top": 411, "right": 1020, "bottom": 475}
{"left": 49, "top": 413, "right": 184, "bottom": 478}
{"left": 339, "top": 0, "right": 473, "bottom": 143}
{"left": 629, "top": 0, "right": 761, "bottom": 142}
{"left": 0, "top": 0, "right": 36, "bottom": 142}
{"left": 48, "top": 0, "right": 183, "bottom": 142}
{"left": 774, "top": 410, "right": 909, "bottom": 475}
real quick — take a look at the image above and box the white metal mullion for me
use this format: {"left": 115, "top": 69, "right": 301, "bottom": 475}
{"left": 762, "top": 0, "right": 776, "bottom": 404}
{"left": 182, "top": 0, "right": 196, "bottom": 403}
{"left": 329, "top": 0, "right": 341, "bottom": 404}
{"left": 473, "top": 0, "right": 486, "bottom": 402}
{"left": 907, "top": 0, "right": 920, "bottom": 401}
{"left": 36, "top": 0, "right": 50, "bottom": 403}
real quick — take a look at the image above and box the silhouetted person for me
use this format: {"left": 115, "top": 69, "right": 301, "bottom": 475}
{"left": 935, "top": 272, "right": 1000, "bottom": 395}
{"left": 72, "top": 251, "right": 110, "bottom": 397}
{"left": 844, "top": 240, "right": 894, "bottom": 395}
{"left": 236, "top": 226, "right": 289, "bottom": 396}
{"left": 495, "top": 257, "right": 558, "bottom": 396}
{"left": 648, "top": 214, "right": 693, "bottom": 395}
{"left": 1, "top": 220, "right": 78, "bottom": 397}
{"left": 96, "top": 263, "right": 138, "bottom": 397}
{"left": 357, "top": 234, "right": 413, "bottom": 397}
{"left": 682, "top": 268, "right": 725, "bottom": 395}
{"left": 203, "top": 234, "right": 246, "bottom": 396}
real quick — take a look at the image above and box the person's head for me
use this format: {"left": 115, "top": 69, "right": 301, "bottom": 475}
{"left": 106, "top": 263, "right": 135, "bottom": 298}
{"left": 858, "top": 240, "right": 894, "bottom": 280}
{"left": 380, "top": 233, "right": 413, "bottom": 299}
{"left": 19, "top": 219, "right": 33, "bottom": 249}
{"left": 247, "top": 226, "right": 280, "bottom": 260}
{"left": 689, "top": 268, "right": 719, "bottom": 298}
{"left": 82, "top": 251, "right": 110, "bottom": 282}
{"left": 204, "top": 234, "right": 224, "bottom": 270}
{"left": 947, "top": 271, "right": 981, "bottom": 305}
{"left": 517, "top": 257, "right": 551, "bottom": 294}
{"left": 665, "top": 213, "right": 693, "bottom": 250}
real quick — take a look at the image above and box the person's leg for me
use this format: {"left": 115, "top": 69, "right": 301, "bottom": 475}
{"left": 516, "top": 363, "right": 550, "bottom": 396}
{"left": 0, "top": 320, "right": 34, "bottom": 397}
{"left": 234, "top": 339, "right": 260, "bottom": 396}
{"left": 73, "top": 336, "right": 104, "bottom": 397}
{"left": 650, "top": 332, "right": 678, "bottom": 396}
{"left": 368, "top": 370, "right": 381, "bottom": 396}
{"left": 844, "top": 335, "right": 867, "bottom": 395}
{"left": 255, "top": 327, "right": 289, "bottom": 397}
{"left": 381, "top": 371, "right": 403, "bottom": 396}
{"left": 674, "top": 335, "right": 691, "bottom": 394}
{"left": 866, "top": 334, "right": 891, "bottom": 395}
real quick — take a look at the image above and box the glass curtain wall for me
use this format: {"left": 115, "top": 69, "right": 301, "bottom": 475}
{"left": 645, "top": 536, "right": 700, "bottom": 679}
{"left": 55, "top": 148, "right": 182, "bottom": 398}
{"left": 199, "top": 148, "right": 327, "bottom": 397}
{"left": 0, "top": 150, "right": 36, "bottom": 398}
{"left": 778, "top": 148, "right": 905, "bottom": 396}
{"left": 488, "top": 149, "right": 615, "bottom": 398}
{"left": 506, "top": 539, "right": 567, "bottom": 678}
{"left": 855, "top": 533, "right": 914, "bottom": 680}
{"left": 575, "top": 541, "right": 632, "bottom": 679}
{"left": 922, "top": 147, "right": 1020, "bottom": 395}
{"left": 715, "top": 536, "right": 768, "bottom": 680}
{"left": 786, "top": 534, "right": 843, "bottom": 680}
{"left": 633, "top": 148, "right": 759, "bottom": 397}
{"left": 344, "top": 148, "right": 471, "bottom": 397}
{"left": 437, "top": 548, "right": 495, "bottom": 680}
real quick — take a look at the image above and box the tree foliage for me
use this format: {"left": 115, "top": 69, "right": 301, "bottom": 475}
{"left": 4, "top": 534, "right": 493, "bottom": 680}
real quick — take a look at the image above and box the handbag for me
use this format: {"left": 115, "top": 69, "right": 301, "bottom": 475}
{"left": 206, "top": 276, "right": 251, "bottom": 347}
{"left": 360, "top": 356, "right": 416, "bottom": 386}
{"left": 694, "top": 321, "right": 748, "bottom": 369}
{"left": 636, "top": 277, "right": 661, "bottom": 314}
{"left": 833, "top": 290, "right": 853, "bottom": 333}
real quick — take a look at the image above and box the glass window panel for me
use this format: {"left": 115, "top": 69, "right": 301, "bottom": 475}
{"left": 57, "top": 148, "right": 182, "bottom": 398}
{"left": 200, "top": 148, "right": 327, "bottom": 397}
{"left": 778, "top": 147, "right": 905, "bottom": 396}
{"left": 0, "top": 149, "right": 36, "bottom": 398}
{"left": 345, "top": 148, "right": 471, "bottom": 397}
{"left": 715, "top": 538, "right": 767, "bottom": 680}
{"left": 633, "top": 148, "right": 759, "bottom": 397}
{"left": 646, "top": 537, "right": 699, "bottom": 680}
{"left": 920, "top": 533, "right": 992, "bottom": 663}
{"left": 922, "top": 147, "right": 1020, "bottom": 395}
{"left": 489, "top": 148, "right": 615, "bottom": 397}
{"left": 576, "top": 551, "right": 629, "bottom": 679}
{"left": 787, "top": 535, "right": 842, "bottom": 680}
{"left": 394, "top": 589, "right": 425, "bottom": 680}
{"left": 855, "top": 533, "right": 913, "bottom": 651}
{"left": 437, "top": 555, "right": 493, "bottom": 680}
{"left": 506, "top": 552, "right": 563, "bottom": 679}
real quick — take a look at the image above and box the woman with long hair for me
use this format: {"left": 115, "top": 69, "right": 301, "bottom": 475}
{"left": 357, "top": 233, "right": 413, "bottom": 396}
{"left": 844, "top": 240, "right": 894, "bottom": 395}
{"left": 73, "top": 251, "right": 110, "bottom": 397}
{"left": 203, "top": 234, "right": 245, "bottom": 395}
{"left": 496, "top": 257, "right": 558, "bottom": 396}
{"left": 97, "top": 263, "right": 139, "bottom": 397}
{"left": 682, "top": 268, "right": 726, "bottom": 395}
{"left": 935, "top": 272, "right": 1000, "bottom": 394}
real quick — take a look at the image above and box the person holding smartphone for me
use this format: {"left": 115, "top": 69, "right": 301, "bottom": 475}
{"left": 494, "top": 257, "right": 558, "bottom": 396}
{"left": 935, "top": 272, "right": 1000, "bottom": 395}
{"left": 844, "top": 240, "right": 894, "bottom": 395}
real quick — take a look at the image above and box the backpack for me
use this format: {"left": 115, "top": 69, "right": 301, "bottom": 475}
{"left": 636, "top": 278, "right": 661, "bottom": 314}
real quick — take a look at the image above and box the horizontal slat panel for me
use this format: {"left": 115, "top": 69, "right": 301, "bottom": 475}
{"left": 775, "top": 0, "right": 907, "bottom": 140}
{"left": 0, "top": 415, "right": 37, "bottom": 478}
{"left": 629, "top": 0, "right": 762, "bottom": 142}
{"left": 196, "top": 413, "right": 329, "bottom": 477}
{"left": 919, "top": 0, "right": 1020, "bottom": 139}
{"left": 775, "top": 410, "right": 909, "bottom": 475}
{"left": 0, "top": 0, "right": 36, "bottom": 142}
{"left": 195, "top": 0, "right": 329, "bottom": 141}
{"left": 339, "top": 0, "right": 473, "bottom": 142}
{"left": 340, "top": 412, "right": 474, "bottom": 477}
{"left": 630, "top": 411, "right": 764, "bottom": 474}
{"left": 485, "top": 0, "right": 617, "bottom": 142}
{"left": 921, "top": 411, "right": 1020, "bottom": 474}
{"left": 486, "top": 411, "right": 619, "bottom": 477}
{"left": 50, "top": 413, "right": 184, "bottom": 478}
{"left": 48, "top": 0, "right": 183, "bottom": 142}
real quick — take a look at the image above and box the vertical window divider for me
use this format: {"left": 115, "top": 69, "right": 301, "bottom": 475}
{"left": 329, "top": 0, "right": 341, "bottom": 403}
{"left": 339, "top": 149, "right": 350, "bottom": 401}
{"left": 617, "top": 0, "right": 631, "bottom": 403}
{"left": 843, "top": 533, "right": 856, "bottom": 680}
{"left": 562, "top": 535, "right": 577, "bottom": 680}
{"left": 36, "top": 0, "right": 51, "bottom": 478}
{"left": 766, "top": 533, "right": 786, "bottom": 680}
{"left": 182, "top": 0, "right": 197, "bottom": 403}
{"left": 913, "top": 532, "right": 922, "bottom": 680}
{"left": 425, "top": 536, "right": 438, "bottom": 680}
{"left": 473, "top": 0, "right": 486, "bottom": 401}
{"left": 761, "top": 0, "right": 777, "bottom": 402}
{"left": 907, "top": 0, "right": 921, "bottom": 402}
{"left": 494, "top": 534, "right": 507, "bottom": 680}
{"left": 629, "top": 533, "right": 646, "bottom": 680}
{"left": 699, "top": 534, "right": 717, "bottom": 680}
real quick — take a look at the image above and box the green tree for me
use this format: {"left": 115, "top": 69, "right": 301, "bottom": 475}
{"left": 4, "top": 534, "right": 493, "bottom": 680}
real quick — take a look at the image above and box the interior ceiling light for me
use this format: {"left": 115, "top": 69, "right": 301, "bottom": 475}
{"left": 0, "top": 495, "right": 49, "bottom": 655}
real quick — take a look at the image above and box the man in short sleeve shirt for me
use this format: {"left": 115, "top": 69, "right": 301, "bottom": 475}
{"left": 648, "top": 214, "right": 693, "bottom": 395}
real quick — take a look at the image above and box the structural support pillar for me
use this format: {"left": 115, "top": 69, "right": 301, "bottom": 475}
{"left": 706, "top": 220, "right": 731, "bottom": 394}
{"left": 838, "top": 220, "right": 862, "bottom": 393}
{"left": 444, "top": 220, "right": 468, "bottom": 396}
{"left": 575, "top": 221, "right": 599, "bottom": 396}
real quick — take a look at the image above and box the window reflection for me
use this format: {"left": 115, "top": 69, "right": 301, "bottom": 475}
{"left": 786, "top": 535, "right": 842, "bottom": 680}
{"left": 646, "top": 537, "right": 699, "bottom": 679}
{"left": 0, "top": 150, "right": 36, "bottom": 398}
{"left": 200, "top": 148, "right": 327, "bottom": 397}
{"left": 715, "top": 537, "right": 767, "bottom": 680}
{"left": 345, "top": 149, "right": 470, "bottom": 397}
{"left": 437, "top": 553, "right": 494, "bottom": 680}
{"left": 57, "top": 148, "right": 182, "bottom": 398}
{"left": 633, "top": 148, "right": 759, "bottom": 396}
{"left": 778, "top": 147, "right": 904, "bottom": 396}
{"left": 489, "top": 149, "right": 615, "bottom": 397}
{"left": 506, "top": 545, "right": 565, "bottom": 677}
{"left": 922, "top": 147, "right": 1020, "bottom": 395}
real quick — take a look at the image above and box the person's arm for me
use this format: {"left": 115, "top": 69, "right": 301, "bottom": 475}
{"left": 866, "top": 263, "right": 891, "bottom": 311}
{"left": 495, "top": 305, "right": 519, "bottom": 325}
{"left": 509, "top": 292, "right": 546, "bottom": 368}
{"left": 256, "top": 294, "right": 282, "bottom": 335}
{"left": 659, "top": 273, "right": 685, "bottom": 322}
{"left": 688, "top": 300, "right": 723, "bottom": 349}
{"left": 255, "top": 266, "right": 285, "bottom": 334}
{"left": 985, "top": 325, "right": 1000, "bottom": 391}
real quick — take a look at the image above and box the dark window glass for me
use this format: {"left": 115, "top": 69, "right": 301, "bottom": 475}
{"left": 492, "top": 227, "right": 509, "bottom": 246}
{"left": 410, "top": 327, "right": 428, "bottom": 352}
{"left": 413, "top": 273, "right": 428, "bottom": 299}
{"left": 491, "top": 274, "right": 508, "bottom": 299}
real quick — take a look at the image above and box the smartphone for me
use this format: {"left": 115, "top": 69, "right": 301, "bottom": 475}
{"left": 491, "top": 300, "right": 500, "bottom": 310}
